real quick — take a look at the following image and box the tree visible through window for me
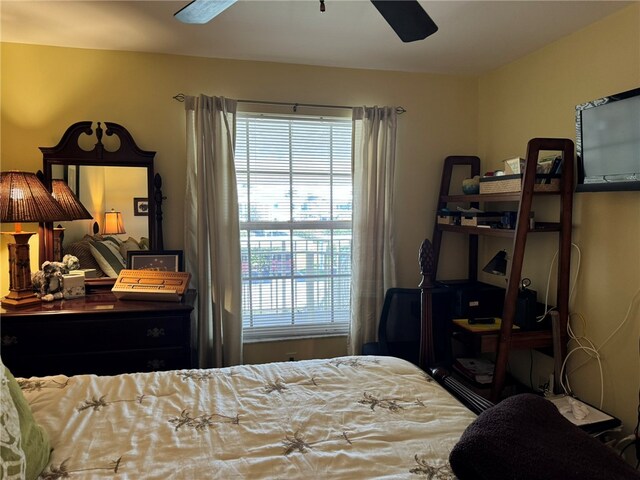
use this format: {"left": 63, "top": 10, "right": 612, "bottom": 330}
{"left": 236, "top": 113, "right": 352, "bottom": 340}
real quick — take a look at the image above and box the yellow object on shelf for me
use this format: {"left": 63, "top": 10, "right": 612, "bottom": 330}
{"left": 453, "top": 318, "right": 520, "bottom": 333}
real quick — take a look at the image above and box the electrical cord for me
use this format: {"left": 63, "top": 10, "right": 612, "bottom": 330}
{"left": 534, "top": 242, "right": 639, "bottom": 421}
{"left": 567, "top": 288, "right": 640, "bottom": 378}
{"left": 536, "top": 243, "right": 581, "bottom": 322}
{"left": 560, "top": 289, "right": 640, "bottom": 409}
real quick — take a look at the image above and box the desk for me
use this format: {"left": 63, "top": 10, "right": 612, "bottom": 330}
{"left": 452, "top": 318, "right": 554, "bottom": 354}
{"left": 1, "top": 291, "right": 196, "bottom": 377}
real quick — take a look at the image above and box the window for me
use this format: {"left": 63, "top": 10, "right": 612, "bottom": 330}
{"left": 236, "top": 113, "right": 352, "bottom": 341}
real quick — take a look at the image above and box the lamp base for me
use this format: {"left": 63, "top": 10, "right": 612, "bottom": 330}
{"left": 2, "top": 230, "right": 41, "bottom": 309}
{"left": 1, "top": 291, "right": 41, "bottom": 308}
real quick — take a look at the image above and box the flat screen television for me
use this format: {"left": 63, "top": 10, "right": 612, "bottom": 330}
{"left": 575, "top": 87, "right": 640, "bottom": 192}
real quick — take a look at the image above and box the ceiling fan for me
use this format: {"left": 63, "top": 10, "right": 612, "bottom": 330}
{"left": 174, "top": 0, "right": 438, "bottom": 43}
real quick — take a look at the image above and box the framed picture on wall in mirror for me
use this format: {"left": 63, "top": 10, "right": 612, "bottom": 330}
{"left": 127, "top": 250, "right": 183, "bottom": 272}
{"left": 133, "top": 197, "right": 149, "bottom": 216}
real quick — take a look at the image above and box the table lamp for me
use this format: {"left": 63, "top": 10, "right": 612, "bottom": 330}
{"left": 103, "top": 209, "right": 126, "bottom": 235}
{"left": 0, "top": 171, "right": 69, "bottom": 308}
{"left": 51, "top": 179, "right": 93, "bottom": 261}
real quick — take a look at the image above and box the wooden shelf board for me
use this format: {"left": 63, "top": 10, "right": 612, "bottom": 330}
{"left": 452, "top": 324, "right": 553, "bottom": 353}
{"left": 442, "top": 191, "right": 561, "bottom": 203}
{"left": 436, "top": 222, "right": 561, "bottom": 237}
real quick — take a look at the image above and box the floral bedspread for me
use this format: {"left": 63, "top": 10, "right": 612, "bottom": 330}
{"left": 22, "top": 356, "right": 476, "bottom": 479}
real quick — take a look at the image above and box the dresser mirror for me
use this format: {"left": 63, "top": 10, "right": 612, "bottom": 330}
{"left": 39, "top": 121, "right": 164, "bottom": 283}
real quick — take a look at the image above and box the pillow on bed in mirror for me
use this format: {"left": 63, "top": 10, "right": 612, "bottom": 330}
{"left": 89, "top": 239, "right": 126, "bottom": 278}
{"left": 64, "top": 240, "right": 106, "bottom": 277}
{"left": 102, "top": 235, "right": 124, "bottom": 247}
{"left": 119, "top": 237, "right": 142, "bottom": 260}
{"left": 139, "top": 237, "right": 150, "bottom": 250}
{"left": 1, "top": 363, "right": 51, "bottom": 480}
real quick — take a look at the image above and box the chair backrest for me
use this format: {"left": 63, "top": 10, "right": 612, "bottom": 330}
{"left": 378, "top": 288, "right": 422, "bottom": 357}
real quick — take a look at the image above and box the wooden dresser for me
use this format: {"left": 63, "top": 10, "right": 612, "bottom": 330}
{"left": 1, "top": 290, "right": 196, "bottom": 377}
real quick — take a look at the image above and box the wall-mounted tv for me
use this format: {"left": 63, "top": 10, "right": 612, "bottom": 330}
{"left": 575, "top": 87, "right": 640, "bottom": 192}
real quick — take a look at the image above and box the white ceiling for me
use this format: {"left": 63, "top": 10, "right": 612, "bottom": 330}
{"left": 0, "top": 0, "right": 632, "bottom": 75}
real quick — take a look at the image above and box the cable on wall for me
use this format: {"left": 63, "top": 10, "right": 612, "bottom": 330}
{"left": 535, "top": 242, "right": 638, "bottom": 411}
{"left": 537, "top": 243, "right": 581, "bottom": 322}
{"left": 560, "top": 287, "right": 640, "bottom": 409}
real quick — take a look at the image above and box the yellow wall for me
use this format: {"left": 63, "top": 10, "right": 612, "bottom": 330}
{"left": 244, "top": 336, "right": 347, "bottom": 365}
{"left": 477, "top": 4, "right": 640, "bottom": 433}
{"left": 1, "top": 3, "right": 638, "bottom": 434}
{"left": 0, "top": 42, "right": 477, "bottom": 358}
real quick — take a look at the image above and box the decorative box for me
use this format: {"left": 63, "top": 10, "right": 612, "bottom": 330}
{"left": 62, "top": 272, "right": 85, "bottom": 299}
{"left": 67, "top": 268, "right": 99, "bottom": 279}
{"left": 437, "top": 209, "right": 461, "bottom": 225}
{"left": 460, "top": 211, "right": 502, "bottom": 227}
{"left": 479, "top": 174, "right": 560, "bottom": 194}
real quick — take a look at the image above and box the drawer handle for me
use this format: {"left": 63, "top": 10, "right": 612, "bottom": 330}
{"left": 1, "top": 335, "right": 18, "bottom": 346}
{"left": 147, "top": 328, "right": 166, "bottom": 338}
{"left": 147, "top": 359, "right": 166, "bottom": 370}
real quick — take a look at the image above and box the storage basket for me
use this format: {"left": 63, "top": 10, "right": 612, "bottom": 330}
{"left": 460, "top": 212, "right": 503, "bottom": 227}
{"left": 479, "top": 174, "right": 560, "bottom": 194}
{"left": 437, "top": 210, "right": 461, "bottom": 225}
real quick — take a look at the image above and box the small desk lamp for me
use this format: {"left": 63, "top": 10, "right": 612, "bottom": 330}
{"left": 0, "top": 171, "right": 69, "bottom": 308}
{"left": 51, "top": 179, "right": 93, "bottom": 261}
{"left": 103, "top": 209, "right": 126, "bottom": 235}
{"left": 482, "top": 250, "right": 508, "bottom": 276}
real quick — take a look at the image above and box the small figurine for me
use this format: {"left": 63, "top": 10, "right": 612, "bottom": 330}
{"left": 32, "top": 254, "right": 80, "bottom": 302}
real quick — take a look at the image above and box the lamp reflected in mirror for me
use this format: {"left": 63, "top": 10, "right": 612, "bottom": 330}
{"left": 103, "top": 209, "right": 126, "bottom": 236}
{"left": 0, "top": 171, "right": 69, "bottom": 308}
{"left": 51, "top": 180, "right": 93, "bottom": 261}
{"left": 483, "top": 250, "right": 508, "bottom": 276}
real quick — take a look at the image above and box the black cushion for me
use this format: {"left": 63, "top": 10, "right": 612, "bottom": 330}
{"left": 450, "top": 393, "right": 640, "bottom": 480}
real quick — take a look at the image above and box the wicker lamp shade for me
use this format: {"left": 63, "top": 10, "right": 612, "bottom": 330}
{"left": 51, "top": 180, "right": 93, "bottom": 220}
{"left": 0, "top": 171, "right": 70, "bottom": 308}
{"left": 0, "top": 171, "right": 69, "bottom": 224}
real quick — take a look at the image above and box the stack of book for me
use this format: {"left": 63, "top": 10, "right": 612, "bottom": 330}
{"left": 453, "top": 357, "right": 495, "bottom": 385}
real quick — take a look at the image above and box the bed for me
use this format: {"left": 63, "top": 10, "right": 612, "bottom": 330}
{"left": 7, "top": 355, "right": 639, "bottom": 480}
{"left": 13, "top": 356, "right": 476, "bottom": 479}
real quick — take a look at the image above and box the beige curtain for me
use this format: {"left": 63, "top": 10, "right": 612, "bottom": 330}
{"left": 184, "top": 94, "right": 243, "bottom": 367}
{"left": 348, "top": 106, "right": 398, "bottom": 356}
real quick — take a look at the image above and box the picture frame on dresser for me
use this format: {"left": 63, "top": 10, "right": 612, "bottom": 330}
{"left": 127, "top": 250, "right": 183, "bottom": 272}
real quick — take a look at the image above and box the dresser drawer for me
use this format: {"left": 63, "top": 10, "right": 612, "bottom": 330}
{"left": 2, "top": 314, "right": 189, "bottom": 354}
{"left": 1, "top": 291, "right": 196, "bottom": 377}
{"left": 5, "top": 347, "right": 190, "bottom": 377}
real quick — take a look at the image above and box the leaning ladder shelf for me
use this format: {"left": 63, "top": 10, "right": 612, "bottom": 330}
{"left": 419, "top": 138, "right": 574, "bottom": 402}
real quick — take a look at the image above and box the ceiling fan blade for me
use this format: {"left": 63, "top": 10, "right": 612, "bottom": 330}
{"left": 174, "top": 0, "right": 237, "bottom": 24}
{"left": 370, "top": 0, "right": 438, "bottom": 42}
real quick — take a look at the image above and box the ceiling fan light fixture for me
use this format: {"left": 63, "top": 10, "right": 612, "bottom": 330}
{"left": 174, "top": 0, "right": 237, "bottom": 24}
{"left": 370, "top": 0, "right": 438, "bottom": 43}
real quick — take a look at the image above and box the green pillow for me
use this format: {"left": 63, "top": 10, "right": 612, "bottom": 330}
{"left": 2, "top": 366, "right": 51, "bottom": 480}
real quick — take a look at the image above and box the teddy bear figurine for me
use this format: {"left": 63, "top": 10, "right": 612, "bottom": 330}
{"left": 32, "top": 254, "right": 80, "bottom": 302}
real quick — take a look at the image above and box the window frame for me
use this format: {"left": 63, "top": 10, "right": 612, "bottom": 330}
{"left": 236, "top": 111, "right": 353, "bottom": 342}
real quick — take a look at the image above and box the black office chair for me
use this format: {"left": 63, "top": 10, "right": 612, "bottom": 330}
{"left": 362, "top": 288, "right": 422, "bottom": 366}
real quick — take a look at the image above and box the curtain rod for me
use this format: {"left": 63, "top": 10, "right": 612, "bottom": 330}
{"left": 172, "top": 93, "right": 406, "bottom": 114}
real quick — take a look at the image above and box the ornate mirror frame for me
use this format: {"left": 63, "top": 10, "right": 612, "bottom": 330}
{"left": 39, "top": 121, "right": 164, "bottom": 267}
